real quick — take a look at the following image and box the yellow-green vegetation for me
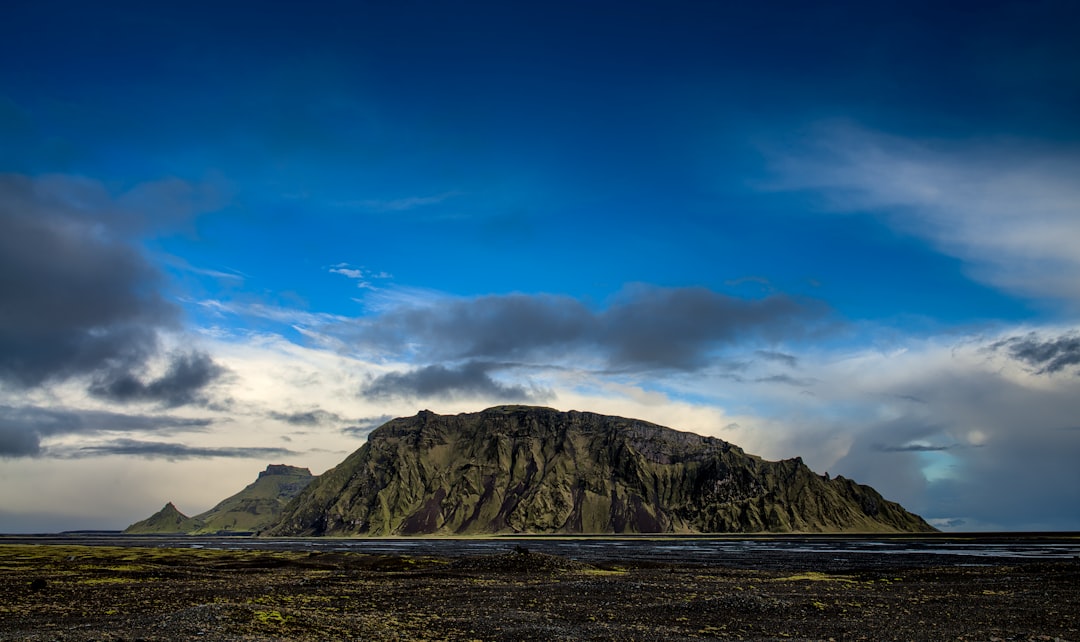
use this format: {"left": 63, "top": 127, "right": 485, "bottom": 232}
{"left": 125, "top": 464, "right": 314, "bottom": 534}
{"left": 1, "top": 542, "right": 1075, "bottom": 641}
{"left": 773, "top": 571, "right": 861, "bottom": 584}
{"left": 580, "top": 566, "right": 629, "bottom": 576}
{"left": 254, "top": 609, "right": 293, "bottom": 625}
{"left": 267, "top": 406, "right": 935, "bottom": 537}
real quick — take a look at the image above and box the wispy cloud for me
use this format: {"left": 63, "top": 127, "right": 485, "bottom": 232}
{"left": 269, "top": 409, "right": 342, "bottom": 426}
{"left": 768, "top": 123, "right": 1080, "bottom": 306}
{"left": 159, "top": 253, "right": 247, "bottom": 281}
{"left": 0, "top": 405, "right": 213, "bottom": 458}
{"left": 61, "top": 439, "right": 299, "bottom": 460}
{"left": 334, "top": 191, "right": 460, "bottom": 213}
{"left": 328, "top": 263, "right": 393, "bottom": 289}
{"left": 195, "top": 299, "right": 348, "bottom": 328}
{"left": 874, "top": 443, "right": 956, "bottom": 453}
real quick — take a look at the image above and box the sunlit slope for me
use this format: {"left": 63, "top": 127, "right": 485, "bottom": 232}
{"left": 267, "top": 406, "right": 935, "bottom": 536}
{"left": 191, "top": 465, "right": 314, "bottom": 534}
{"left": 124, "top": 502, "right": 204, "bottom": 534}
{"left": 124, "top": 465, "right": 313, "bottom": 534}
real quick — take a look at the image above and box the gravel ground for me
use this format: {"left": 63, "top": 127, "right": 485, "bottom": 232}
{"left": 1, "top": 543, "right": 1077, "bottom": 641}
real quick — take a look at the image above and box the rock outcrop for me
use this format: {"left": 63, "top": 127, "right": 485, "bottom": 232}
{"left": 266, "top": 406, "right": 934, "bottom": 535}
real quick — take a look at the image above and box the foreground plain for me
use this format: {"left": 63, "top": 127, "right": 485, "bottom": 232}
{"left": 1, "top": 542, "right": 1077, "bottom": 641}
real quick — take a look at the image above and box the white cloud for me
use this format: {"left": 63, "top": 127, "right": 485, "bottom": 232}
{"left": 768, "top": 123, "right": 1080, "bottom": 306}
{"left": 4, "top": 304, "right": 1078, "bottom": 532}
{"left": 193, "top": 299, "right": 349, "bottom": 328}
{"left": 330, "top": 267, "right": 365, "bottom": 279}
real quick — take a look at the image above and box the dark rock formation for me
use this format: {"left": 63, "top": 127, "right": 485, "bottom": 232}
{"left": 266, "top": 406, "right": 934, "bottom": 535}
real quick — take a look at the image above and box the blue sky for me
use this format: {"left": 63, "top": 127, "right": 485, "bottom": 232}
{"left": 2, "top": 1, "right": 1079, "bottom": 532}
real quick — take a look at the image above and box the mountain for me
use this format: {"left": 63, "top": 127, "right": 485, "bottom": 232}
{"left": 124, "top": 502, "right": 204, "bottom": 534}
{"left": 124, "top": 464, "right": 313, "bottom": 535}
{"left": 267, "top": 406, "right": 934, "bottom": 536}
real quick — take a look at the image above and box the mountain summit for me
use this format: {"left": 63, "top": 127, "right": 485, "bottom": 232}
{"left": 267, "top": 406, "right": 934, "bottom": 535}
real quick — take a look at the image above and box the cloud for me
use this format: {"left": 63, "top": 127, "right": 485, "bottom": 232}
{"left": 874, "top": 443, "right": 954, "bottom": 453}
{"left": 0, "top": 405, "right": 213, "bottom": 458}
{"left": 89, "top": 351, "right": 227, "bottom": 407}
{"left": 159, "top": 254, "right": 246, "bottom": 282}
{"left": 346, "top": 285, "right": 827, "bottom": 372}
{"left": 994, "top": 331, "right": 1080, "bottom": 375}
{"left": 768, "top": 124, "right": 1080, "bottom": 305}
{"left": 329, "top": 263, "right": 392, "bottom": 290}
{"left": 62, "top": 439, "right": 299, "bottom": 460}
{"left": 755, "top": 350, "right": 798, "bottom": 368}
{"left": 763, "top": 330, "right": 1080, "bottom": 530}
{"left": 754, "top": 374, "right": 816, "bottom": 387}
{"left": 0, "top": 173, "right": 225, "bottom": 403}
{"left": 331, "top": 267, "right": 365, "bottom": 279}
{"left": 0, "top": 423, "right": 41, "bottom": 457}
{"left": 270, "top": 409, "right": 342, "bottom": 426}
{"left": 341, "top": 415, "right": 395, "bottom": 438}
{"left": 195, "top": 299, "right": 348, "bottom": 328}
{"left": 339, "top": 191, "right": 459, "bottom": 212}
{"left": 362, "top": 361, "right": 546, "bottom": 402}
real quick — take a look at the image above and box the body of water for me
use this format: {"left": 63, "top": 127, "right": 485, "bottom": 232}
{"left": 3, "top": 532, "right": 1078, "bottom": 571}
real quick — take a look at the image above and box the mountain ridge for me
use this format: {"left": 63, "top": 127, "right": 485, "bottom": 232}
{"left": 267, "top": 406, "right": 934, "bottom": 536}
{"left": 123, "top": 464, "right": 313, "bottom": 534}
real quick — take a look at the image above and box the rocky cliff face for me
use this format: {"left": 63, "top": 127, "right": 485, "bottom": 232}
{"left": 267, "top": 406, "right": 934, "bottom": 536}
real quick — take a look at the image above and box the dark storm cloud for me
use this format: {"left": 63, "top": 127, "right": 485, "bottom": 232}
{"left": 362, "top": 361, "right": 544, "bottom": 402}
{"left": 352, "top": 286, "right": 825, "bottom": 372}
{"left": 88, "top": 351, "right": 226, "bottom": 407}
{"left": 0, "top": 173, "right": 225, "bottom": 402}
{"left": 64, "top": 439, "right": 298, "bottom": 460}
{"left": 599, "top": 286, "right": 820, "bottom": 370}
{"left": 0, "top": 405, "right": 213, "bottom": 457}
{"left": 0, "top": 423, "right": 41, "bottom": 457}
{"left": 995, "top": 332, "right": 1080, "bottom": 375}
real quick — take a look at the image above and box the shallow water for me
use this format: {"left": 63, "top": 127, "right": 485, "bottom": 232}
{"left": 4, "top": 532, "right": 1078, "bottom": 570}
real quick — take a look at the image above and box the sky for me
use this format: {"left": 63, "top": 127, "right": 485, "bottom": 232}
{"left": 1, "top": 0, "right": 1079, "bottom": 533}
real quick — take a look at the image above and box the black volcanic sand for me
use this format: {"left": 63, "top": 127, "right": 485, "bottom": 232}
{"left": 1, "top": 543, "right": 1077, "bottom": 641}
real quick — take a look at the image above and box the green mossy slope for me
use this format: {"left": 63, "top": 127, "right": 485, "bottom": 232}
{"left": 124, "top": 502, "right": 204, "bottom": 534}
{"left": 267, "top": 406, "right": 934, "bottom": 536}
{"left": 124, "top": 465, "right": 313, "bottom": 534}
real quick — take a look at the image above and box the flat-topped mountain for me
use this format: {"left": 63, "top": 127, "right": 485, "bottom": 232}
{"left": 266, "top": 406, "right": 934, "bottom": 536}
{"left": 124, "top": 464, "right": 313, "bottom": 534}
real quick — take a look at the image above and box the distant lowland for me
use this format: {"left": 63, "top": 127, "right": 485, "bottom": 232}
{"left": 128, "top": 406, "right": 935, "bottom": 535}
